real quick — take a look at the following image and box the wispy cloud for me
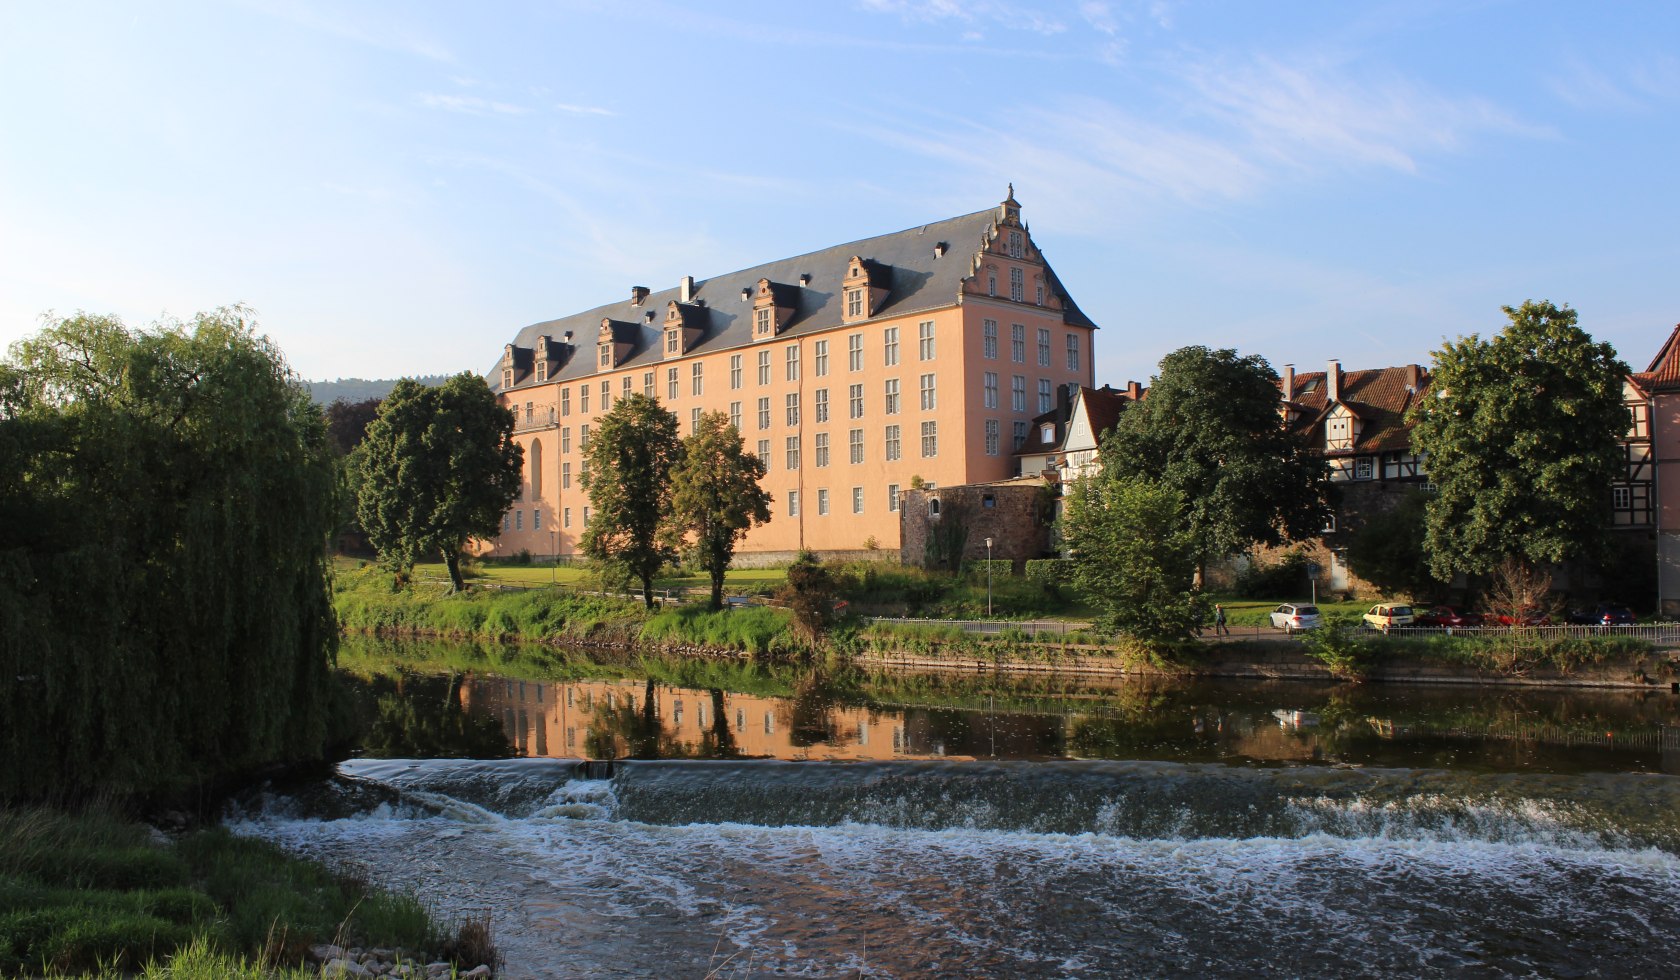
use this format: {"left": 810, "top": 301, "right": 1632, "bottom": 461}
{"left": 1551, "top": 54, "right": 1680, "bottom": 110}
{"left": 418, "top": 93, "right": 528, "bottom": 116}
{"left": 856, "top": 0, "right": 1069, "bottom": 36}
{"left": 555, "top": 103, "right": 616, "bottom": 117}
{"left": 239, "top": 0, "right": 454, "bottom": 62}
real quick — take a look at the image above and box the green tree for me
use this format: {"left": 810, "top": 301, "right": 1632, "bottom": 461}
{"left": 581, "top": 392, "right": 682, "bottom": 607}
{"left": 357, "top": 373, "right": 522, "bottom": 592}
{"left": 665, "top": 411, "right": 771, "bottom": 610}
{"left": 0, "top": 309, "right": 340, "bottom": 800}
{"left": 1343, "top": 491, "right": 1439, "bottom": 599}
{"left": 1101, "top": 346, "right": 1331, "bottom": 583}
{"left": 1060, "top": 475, "right": 1207, "bottom": 642}
{"left": 1409, "top": 301, "right": 1630, "bottom": 579}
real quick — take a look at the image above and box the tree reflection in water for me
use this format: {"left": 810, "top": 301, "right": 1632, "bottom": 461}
{"left": 360, "top": 672, "right": 515, "bottom": 759}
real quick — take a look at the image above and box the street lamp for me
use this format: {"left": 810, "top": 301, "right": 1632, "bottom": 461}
{"left": 985, "top": 536, "right": 994, "bottom": 618}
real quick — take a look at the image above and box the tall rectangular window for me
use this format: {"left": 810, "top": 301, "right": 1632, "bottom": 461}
{"left": 757, "top": 440, "right": 771, "bottom": 470}
{"left": 561, "top": 427, "right": 571, "bottom": 454}
{"left": 788, "top": 490, "right": 800, "bottom": 517}
{"left": 757, "top": 397, "right": 771, "bottom": 430}
{"left": 729, "top": 401, "right": 742, "bottom": 430}
{"left": 561, "top": 388, "right": 571, "bottom": 416}
{"left": 580, "top": 384, "right": 589, "bottom": 413}
{"left": 888, "top": 483, "right": 900, "bottom": 512}
{"left": 818, "top": 489, "right": 830, "bottom": 515}
{"left": 883, "top": 327, "right": 899, "bottom": 367}
{"left": 849, "top": 383, "right": 864, "bottom": 419}
{"left": 884, "top": 378, "right": 900, "bottom": 415}
{"left": 1039, "top": 378, "right": 1053, "bottom": 413}
{"left": 816, "top": 433, "right": 830, "bottom": 467}
{"left": 533, "top": 509, "right": 541, "bottom": 530}
{"left": 583, "top": 505, "right": 590, "bottom": 525}
{"left": 985, "top": 419, "right": 1000, "bottom": 456}
{"left": 918, "top": 320, "right": 935, "bottom": 360}
{"left": 1010, "top": 267, "right": 1024, "bottom": 302}
{"left": 692, "top": 362, "right": 704, "bottom": 396}
{"left": 848, "top": 334, "right": 863, "bottom": 372}
{"left": 691, "top": 407, "right": 701, "bottom": 435}
{"left": 755, "top": 307, "right": 771, "bottom": 336}
{"left": 814, "top": 340, "right": 829, "bottom": 376}
{"left": 562, "top": 461, "right": 571, "bottom": 488}
{"left": 849, "top": 428, "right": 864, "bottom": 464}
{"left": 984, "top": 372, "right": 998, "bottom": 409}
{"left": 885, "top": 424, "right": 901, "bottom": 461}
{"left": 988, "top": 271, "right": 996, "bottom": 296}
{"left": 623, "top": 376, "right": 633, "bottom": 398}
{"left": 852, "top": 487, "right": 864, "bottom": 514}
{"left": 921, "top": 421, "right": 938, "bottom": 458}
{"left": 786, "top": 392, "right": 800, "bottom": 427}
{"left": 1066, "top": 334, "right": 1081, "bottom": 371}
{"left": 983, "top": 319, "right": 998, "bottom": 359}
{"left": 919, "top": 374, "right": 936, "bottom": 411}
{"left": 536, "top": 360, "right": 547, "bottom": 382}
{"left": 730, "top": 354, "right": 743, "bottom": 389}
{"left": 1013, "top": 420, "right": 1028, "bottom": 450}
{"left": 665, "top": 367, "right": 677, "bottom": 401}
{"left": 601, "top": 380, "right": 611, "bottom": 410}
{"left": 644, "top": 372, "right": 655, "bottom": 397}
{"left": 845, "top": 288, "right": 863, "bottom": 318}
{"left": 786, "top": 436, "right": 800, "bottom": 470}
{"left": 815, "top": 388, "right": 829, "bottom": 423}
{"left": 1011, "top": 324, "right": 1025, "bottom": 362}
{"left": 581, "top": 424, "right": 591, "bottom": 448}
{"left": 1038, "top": 328, "right": 1051, "bottom": 367}
{"left": 563, "top": 507, "right": 571, "bottom": 528}
{"left": 757, "top": 351, "right": 770, "bottom": 385}
{"left": 786, "top": 344, "right": 800, "bottom": 381}
{"left": 1012, "top": 375, "right": 1027, "bottom": 412}
{"left": 515, "top": 510, "right": 523, "bottom": 530}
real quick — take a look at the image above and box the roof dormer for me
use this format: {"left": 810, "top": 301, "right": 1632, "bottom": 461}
{"left": 752, "top": 279, "right": 799, "bottom": 340}
{"left": 1324, "top": 403, "right": 1365, "bottom": 452}
{"left": 596, "top": 318, "right": 637, "bottom": 370}
{"left": 840, "top": 256, "right": 889, "bottom": 324}
{"left": 663, "top": 301, "right": 705, "bottom": 358}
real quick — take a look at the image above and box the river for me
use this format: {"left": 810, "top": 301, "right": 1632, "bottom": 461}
{"left": 228, "top": 635, "right": 1680, "bottom": 977}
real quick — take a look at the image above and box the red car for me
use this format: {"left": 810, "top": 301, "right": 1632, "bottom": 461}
{"left": 1490, "top": 607, "right": 1552, "bottom": 627}
{"left": 1414, "top": 606, "right": 1485, "bottom": 628}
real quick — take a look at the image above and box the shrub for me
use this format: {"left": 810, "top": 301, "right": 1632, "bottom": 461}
{"left": 1298, "top": 615, "right": 1378, "bottom": 680}
{"left": 1233, "top": 550, "right": 1312, "bottom": 599}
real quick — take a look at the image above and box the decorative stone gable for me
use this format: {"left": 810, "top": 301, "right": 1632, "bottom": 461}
{"left": 663, "top": 301, "right": 705, "bottom": 358}
{"left": 596, "top": 318, "right": 637, "bottom": 370}
{"left": 752, "top": 279, "right": 799, "bottom": 340}
{"left": 962, "top": 186, "right": 1062, "bottom": 312}
{"left": 840, "top": 257, "right": 889, "bottom": 324}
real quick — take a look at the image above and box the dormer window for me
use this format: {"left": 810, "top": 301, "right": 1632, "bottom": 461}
{"left": 502, "top": 368, "right": 514, "bottom": 389}
{"left": 756, "top": 308, "right": 772, "bottom": 336}
{"left": 599, "top": 344, "right": 612, "bottom": 368}
{"left": 666, "top": 330, "right": 680, "bottom": 354}
{"left": 536, "top": 360, "right": 548, "bottom": 383}
{"left": 1041, "top": 423, "right": 1055, "bottom": 444}
{"left": 845, "top": 289, "right": 863, "bottom": 319}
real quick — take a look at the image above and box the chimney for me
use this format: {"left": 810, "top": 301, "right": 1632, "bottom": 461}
{"left": 1126, "top": 380, "right": 1142, "bottom": 400}
{"left": 679, "top": 276, "right": 694, "bottom": 303}
{"left": 1056, "top": 382, "right": 1074, "bottom": 419}
{"left": 740, "top": 287, "right": 750, "bottom": 302}
{"left": 1326, "top": 359, "right": 1341, "bottom": 404}
{"left": 934, "top": 242, "right": 947, "bottom": 258}
{"left": 630, "top": 286, "right": 649, "bottom": 307}
{"left": 1405, "top": 363, "right": 1420, "bottom": 393}
{"left": 644, "top": 311, "right": 655, "bottom": 323}
{"left": 1281, "top": 364, "right": 1294, "bottom": 402}
{"left": 561, "top": 331, "right": 573, "bottom": 343}
{"left": 798, "top": 273, "right": 810, "bottom": 287}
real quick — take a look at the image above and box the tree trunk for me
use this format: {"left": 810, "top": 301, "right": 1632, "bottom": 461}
{"left": 641, "top": 573, "right": 655, "bottom": 609}
{"left": 711, "top": 567, "right": 725, "bottom": 611}
{"left": 445, "top": 551, "right": 465, "bottom": 593}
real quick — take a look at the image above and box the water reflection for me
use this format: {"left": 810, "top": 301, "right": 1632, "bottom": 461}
{"left": 336, "top": 640, "right": 1680, "bottom": 773}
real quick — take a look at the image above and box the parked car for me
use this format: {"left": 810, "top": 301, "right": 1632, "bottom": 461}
{"left": 1413, "top": 606, "right": 1485, "bottom": 628}
{"left": 1490, "top": 607, "right": 1552, "bottom": 627}
{"left": 1269, "top": 603, "right": 1322, "bottom": 633}
{"left": 1362, "top": 604, "right": 1415, "bottom": 631}
{"left": 1565, "top": 603, "right": 1636, "bottom": 626}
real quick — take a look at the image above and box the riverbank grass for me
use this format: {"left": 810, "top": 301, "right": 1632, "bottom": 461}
{"left": 0, "top": 807, "right": 447, "bottom": 976}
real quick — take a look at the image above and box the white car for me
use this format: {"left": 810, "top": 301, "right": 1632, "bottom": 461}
{"left": 1269, "top": 603, "right": 1322, "bottom": 633}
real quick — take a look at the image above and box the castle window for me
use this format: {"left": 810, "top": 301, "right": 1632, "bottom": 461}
{"left": 815, "top": 388, "right": 829, "bottom": 423}
{"left": 984, "top": 373, "right": 998, "bottom": 409}
{"left": 788, "top": 491, "right": 800, "bottom": 517}
{"left": 786, "top": 436, "right": 800, "bottom": 470}
{"left": 853, "top": 487, "right": 864, "bottom": 514}
{"left": 561, "top": 388, "right": 571, "bottom": 416}
{"left": 814, "top": 340, "right": 829, "bottom": 376}
{"left": 885, "top": 424, "right": 901, "bottom": 461}
{"left": 1066, "top": 334, "right": 1080, "bottom": 371}
{"left": 730, "top": 401, "right": 741, "bottom": 429}
{"left": 1012, "top": 375, "right": 1026, "bottom": 412}
{"left": 1037, "top": 328, "right": 1051, "bottom": 367}
{"left": 920, "top": 374, "right": 936, "bottom": 411}
{"left": 758, "top": 398, "right": 770, "bottom": 430}
{"left": 1011, "top": 324, "right": 1025, "bottom": 362}
{"left": 758, "top": 350, "right": 770, "bottom": 385}
{"left": 883, "top": 327, "right": 899, "bottom": 366}
{"left": 756, "top": 308, "right": 772, "bottom": 336}
{"left": 786, "top": 344, "right": 800, "bottom": 381}
{"left": 644, "top": 372, "right": 654, "bottom": 397}
{"left": 757, "top": 440, "right": 770, "bottom": 470}
{"left": 848, "top": 334, "right": 863, "bottom": 372}
{"left": 502, "top": 368, "right": 514, "bottom": 389}
{"left": 849, "top": 428, "right": 863, "bottom": 464}
{"left": 888, "top": 484, "right": 900, "bottom": 512}
{"left": 885, "top": 378, "right": 900, "bottom": 415}
{"left": 666, "top": 330, "right": 679, "bottom": 354}
{"left": 983, "top": 493, "right": 996, "bottom": 508}
{"left": 849, "top": 384, "right": 864, "bottom": 419}
{"left": 1013, "top": 421, "right": 1027, "bottom": 449}
{"left": 668, "top": 367, "right": 679, "bottom": 401}
{"left": 1008, "top": 231, "right": 1023, "bottom": 257}
{"left": 983, "top": 319, "right": 998, "bottom": 359}
{"left": 921, "top": 421, "right": 938, "bottom": 458}
{"left": 816, "top": 433, "right": 830, "bottom": 467}
{"left": 1355, "top": 458, "right": 1374, "bottom": 480}
{"left": 846, "top": 288, "right": 863, "bottom": 318}
{"left": 579, "top": 385, "right": 589, "bottom": 413}
{"left": 1010, "top": 268, "right": 1024, "bottom": 302}
{"left": 918, "top": 321, "right": 936, "bottom": 360}
{"left": 691, "top": 407, "right": 702, "bottom": 435}
{"left": 1038, "top": 379, "right": 1052, "bottom": 413}
{"left": 929, "top": 497, "right": 941, "bottom": 517}
{"left": 786, "top": 392, "right": 800, "bottom": 426}
{"left": 623, "top": 376, "right": 633, "bottom": 397}
{"left": 692, "top": 362, "right": 703, "bottom": 396}
{"left": 730, "top": 354, "right": 742, "bottom": 389}
{"left": 987, "top": 272, "right": 996, "bottom": 296}
{"left": 536, "top": 360, "right": 548, "bottom": 382}
{"left": 601, "top": 380, "right": 611, "bottom": 410}
{"left": 599, "top": 344, "right": 611, "bottom": 368}
{"left": 985, "top": 420, "right": 999, "bottom": 456}
{"left": 819, "top": 489, "right": 830, "bottom": 515}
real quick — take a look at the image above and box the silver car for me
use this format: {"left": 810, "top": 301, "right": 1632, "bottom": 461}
{"left": 1269, "top": 603, "right": 1322, "bottom": 633}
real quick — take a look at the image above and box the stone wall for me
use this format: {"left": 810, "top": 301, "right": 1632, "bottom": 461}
{"left": 899, "top": 483, "right": 1054, "bottom": 571}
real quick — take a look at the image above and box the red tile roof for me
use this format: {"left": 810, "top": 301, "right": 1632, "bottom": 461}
{"left": 1282, "top": 364, "right": 1430, "bottom": 454}
{"left": 1637, "top": 324, "right": 1680, "bottom": 391}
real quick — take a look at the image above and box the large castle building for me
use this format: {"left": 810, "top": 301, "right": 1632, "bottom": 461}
{"left": 485, "top": 189, "right": 1097, "bottom": 561}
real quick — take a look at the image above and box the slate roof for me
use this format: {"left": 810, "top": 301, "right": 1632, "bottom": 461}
{"left": 1634, "top": 324, "right": 1680, "bottom": 392}
{"left": 492, "top": 206, "right": 1098, "bottom": 391}
{"left": 1284, "top": 364, "right": 1430, "bottom": 454}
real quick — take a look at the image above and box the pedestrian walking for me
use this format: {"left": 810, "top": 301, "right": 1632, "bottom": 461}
{"left": 1214, "top": 603, "right": 1229, "bottom": 637}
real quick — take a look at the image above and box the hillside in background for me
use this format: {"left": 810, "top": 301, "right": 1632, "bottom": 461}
{"left": 307, "top": 376, "right": 450, "bottom": 404}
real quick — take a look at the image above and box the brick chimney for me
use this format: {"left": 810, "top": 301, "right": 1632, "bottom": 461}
{"left": 679, "top": 276, "right": 694, "bottom": 303}
{"left": 1326, "top": 359, "right": 1341, "bottom": 404}
{"left": 1405, "top": 363, "right": 1420, "bottom": 392}
{"left": 630, "top": 286, "right": 649, "bottom": 307}
{"left": 1126, "top": 380, "right": 1142, "bottom": 400}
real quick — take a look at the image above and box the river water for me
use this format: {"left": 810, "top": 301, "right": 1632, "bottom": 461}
{"left": 229, "top": 636, "right": 1680, "bottom": 977}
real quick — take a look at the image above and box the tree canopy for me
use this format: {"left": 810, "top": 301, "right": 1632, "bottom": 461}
{"left": 0, "top": 309, "right": 340, "bottom": 800}
{"left": 1100, "top": 346, "right": 1331, "bottom": 580}
{"left": 1409, "top": 301, "right": 1630, "bottom": 579}
{"left": 1061, "top": 475, "right": 1207, "bottom": 642}
{"left": 357, "top": 373, "right": 522, "bottom": 591}
{"left": 664, "top": 411, "right": 771, "bottom": 610}
{"left": 1343, "top": 491, "right": 1439, "bottom": 599}
{"left": 581, "top": 393, "right": 683, "bottom": 607}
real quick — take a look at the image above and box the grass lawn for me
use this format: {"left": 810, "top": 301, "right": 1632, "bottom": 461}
{"left": 336, "top": 557, "right": 791, "bottom": 595}
{"left": 1210, "top": 596, "right": 1369, "bottom": 628}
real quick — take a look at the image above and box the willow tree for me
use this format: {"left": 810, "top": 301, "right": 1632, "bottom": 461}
{"left": 0, "top": 309, "right": 340, "bottom": 801}
{"left": 357, "top": 373, "right": 522, "bottom": 592}
{"left": 581, "top": 393, "right": 683, "bottom": 607}
{"left": 664, "top": 411, "right": 771, "bottom": 609}
{"left": 1410, "top": 301, "right": 1629, "bottom": 580}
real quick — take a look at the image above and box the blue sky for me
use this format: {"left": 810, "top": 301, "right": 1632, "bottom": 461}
{"left": 2, "top": 1, "right": 1676, "bottom": 387}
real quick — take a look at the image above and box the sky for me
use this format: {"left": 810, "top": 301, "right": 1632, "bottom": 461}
{"left": 2, "top": 1, "right": 1677, "bottom": 387}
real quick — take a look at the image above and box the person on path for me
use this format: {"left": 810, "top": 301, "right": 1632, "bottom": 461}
{"left": 1214, "top": 603, "right": 1229, "bottom": 637}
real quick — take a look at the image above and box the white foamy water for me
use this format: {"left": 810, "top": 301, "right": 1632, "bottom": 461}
{"left": 228, "top": 759, "right": 1680, "bottom": 978}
